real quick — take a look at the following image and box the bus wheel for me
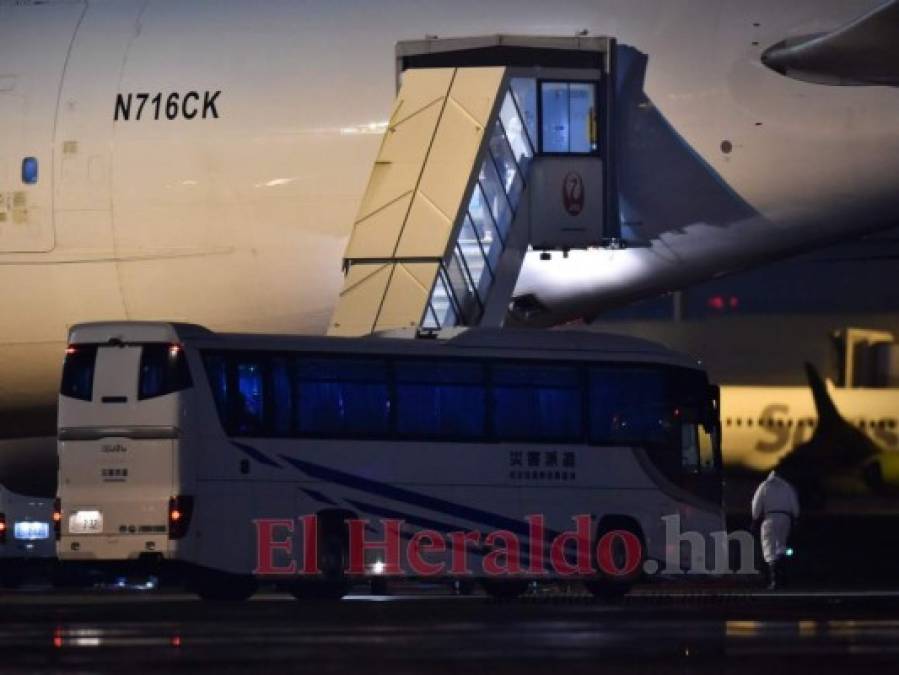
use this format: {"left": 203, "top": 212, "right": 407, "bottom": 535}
{"left": 289, "top": 519, "right": 349, "bottom": 601}
{"left": 587, "top": 520, "right": 644, "bottom": 601}
{"left": 481, "top": 579, "right": 528, "bottom": 600}
{"left": 191, "top": 570, "right": 257, "bottom": 602}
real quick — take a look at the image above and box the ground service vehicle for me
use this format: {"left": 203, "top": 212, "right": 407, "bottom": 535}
{"left": 0, "top": 484, "right": 55, "bottom": 587}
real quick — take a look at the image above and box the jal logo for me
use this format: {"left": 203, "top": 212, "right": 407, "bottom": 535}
{"left": 562, "top": 172, "right": 585, "bottom": 216}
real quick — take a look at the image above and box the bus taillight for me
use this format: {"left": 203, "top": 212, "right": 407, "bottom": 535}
{"left": 168, "top": 496, "right": 194, "bottom": 540}
{"left": 0, "top": 513, "right": 6, "bottom": 544}
{"left": 53, "top": 498, "right": 62, "bottom": 540}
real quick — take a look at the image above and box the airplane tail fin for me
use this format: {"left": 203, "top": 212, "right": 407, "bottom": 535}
{"left": 777, "top": 362, "right": 882, "bottom": 500}
{"left": 804, "top": 362, "right": 840, "bottom": 428}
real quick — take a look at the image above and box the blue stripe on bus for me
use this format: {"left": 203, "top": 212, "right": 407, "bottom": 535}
{"left": 346, "top": 499, "right": 472, "bottom": 537}
{"left": 232, "top": 442, "right": 282, "bottom": 468}
{"left": 300, "top": 487, "right": 338, "bottom": 506}
{"left": 279, "top": 455, "right": 553, "bottom": 539}
{"left": 346, "top": 498, "right": 551, "bottom": 571}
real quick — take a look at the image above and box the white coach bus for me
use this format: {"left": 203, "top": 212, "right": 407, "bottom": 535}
{"left": 57, "top": 322, "right": 724, "bottom": 600}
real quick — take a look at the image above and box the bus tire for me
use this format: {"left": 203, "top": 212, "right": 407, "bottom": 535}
{"left": 586, "top": 518, "right": 644, "bottom": 601}
{"left": 190, "top": 569, "right": 257, "bottom": 602}
{"left": 481, "top": 579, "right": 528, "bottom": 600}
{"left": 289, "top": 513, "right": 350, "bottom": 601}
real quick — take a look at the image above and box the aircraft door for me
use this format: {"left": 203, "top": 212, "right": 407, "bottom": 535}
{"left": 0, "top": 0, "right": 86, "bottom": 253}
{"left": 0, "top": 90, "right": 53, "bottom": 252}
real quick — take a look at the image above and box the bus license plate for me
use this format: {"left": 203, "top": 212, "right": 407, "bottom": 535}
{"left": 69, "top": 510, "right": 103, "bottom": 534}
{"left": 14, "top": 521, "right": 50, "bottom": 541}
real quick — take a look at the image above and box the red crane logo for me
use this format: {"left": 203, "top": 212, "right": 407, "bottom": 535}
{"left": 562, "top": 172, "right": 585, "bottom": 216}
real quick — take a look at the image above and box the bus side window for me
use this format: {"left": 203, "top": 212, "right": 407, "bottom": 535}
{"left": 235, "top": 360, "right": 265, "bottom": 435}
{"left": 138, "top": 344, "right": 193, "bottom": 400}
{"left": 589, "top": 367, "right": 667, "bottom": 444}
{"left": 491, "top": 364, "right": 582, "bottom": 442}
{"left": 295, "top": 358, "right": 389, "bottom": 437}
{"left": 270, "top": 357, "right": 294, "bottom": 436}
{"left": 203, "top": 354, "right": 230, "bottom": 425}
{"left": 395, "top": 361, "right": 486, "bottom": 440}
{"left": 61, "top": 345, "right": 98, "bottom": 401}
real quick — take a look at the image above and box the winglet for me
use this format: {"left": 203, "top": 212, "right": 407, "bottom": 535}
{"left": 804, "top": 362, "right": 841, "bottom": 427}
{"left": 762, "top": 0, "right": 899, "bottom": 86}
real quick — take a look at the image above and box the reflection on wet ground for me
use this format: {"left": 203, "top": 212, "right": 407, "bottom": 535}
{"left": 3, "top": 589, "right": 899, "bottom": 673}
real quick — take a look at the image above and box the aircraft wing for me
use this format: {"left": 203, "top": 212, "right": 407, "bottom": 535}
{"left": 762, "top": 0, "right": 899, "bottom": 86}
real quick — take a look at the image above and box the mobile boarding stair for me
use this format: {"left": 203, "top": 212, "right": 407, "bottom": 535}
{"left": 328, "top": 35, "right": 622, "bottom": 336}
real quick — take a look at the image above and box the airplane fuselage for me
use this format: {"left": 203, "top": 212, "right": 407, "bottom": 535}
{"left": 721, "top": 385, "right": 899, "bottom": 472}
{"left": 2, "top": 0, "right": 898, "bottom": 449}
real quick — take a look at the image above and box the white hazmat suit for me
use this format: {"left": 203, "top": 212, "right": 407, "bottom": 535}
{"left": 751, "top": 471, "right": 800, "bottom": 565}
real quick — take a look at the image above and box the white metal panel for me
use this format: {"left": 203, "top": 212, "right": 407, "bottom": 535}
{"left": 396, "top": 67, "right": 505, "bottom": 258}
{"left": 374, "top": 262, "right": 440, "bottom": 332}
{"left": 345, "top": 68, "right": 454, "bottom": 260}
{"left": 328, "top": 263, "right": 393, "bottom": 337}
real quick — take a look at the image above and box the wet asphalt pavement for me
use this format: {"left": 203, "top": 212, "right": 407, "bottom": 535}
{"left": 2, "top": 587, "right": 899, "bottom": 674}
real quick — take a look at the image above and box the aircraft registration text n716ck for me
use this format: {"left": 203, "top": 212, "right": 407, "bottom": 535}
{"left": 113, "top": 91, "right": 222, "bottom": 122}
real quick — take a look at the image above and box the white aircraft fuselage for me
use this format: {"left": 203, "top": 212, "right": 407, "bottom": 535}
{"left": 721, "top": 384, "right": 899, "bottom": 472}
{"left": 2, "top": 0, "right": 899, "bottom": 444}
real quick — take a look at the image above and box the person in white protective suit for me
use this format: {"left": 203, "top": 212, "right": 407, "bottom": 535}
{"left": 751, "top": 470, "right": 800, "bottom": 589}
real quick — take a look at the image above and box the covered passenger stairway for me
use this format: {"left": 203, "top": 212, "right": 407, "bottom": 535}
{"left": 329, "top": 36, "right": 620, "bottom": 337}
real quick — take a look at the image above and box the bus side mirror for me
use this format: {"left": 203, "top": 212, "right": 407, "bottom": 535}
{"left": 708, "top": 384, "right": 720, "bottom": 409}
{"left": 706, "top": 384, "right": 720, "bottom": 423}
